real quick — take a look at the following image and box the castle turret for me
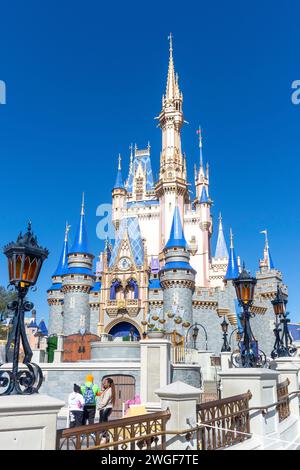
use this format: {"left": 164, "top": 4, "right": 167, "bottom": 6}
{"left": 156, "top": 34, "right": 188, "bottom": 251}
{"left": 159, "top": 205, "right": 196, "bottom": 327}
{"left": 62, "top": 194, "right": 95, "bottom": 335}
{"left": 112, "top": 154, "right": 126, "bottom": 231}
{"left": 47, "top": 222, "right": 70, "bottom": 335}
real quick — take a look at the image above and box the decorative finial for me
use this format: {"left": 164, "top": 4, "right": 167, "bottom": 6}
{"left": 118, "top": 154, "right": 122, "bottom": 171}
{"left": 129, "top": 143, "right": 133, "bottom": 158}
{"left": 168, "top": 32, "right": 173, "bottom": 54}
{"left": 194, "top": 163, "right": 197, "bottom": 181}
{"left": 147, "top": 141, "right": 151, "bottom": 152}
{"left": 65, "top": 221, "right": 71, "bottom": 242}
{"left": 27, "top": 220, "right": 32, "bottom": 233}
{"left": 81, "top": 192, "right": 85, "bottom": 216}
{"left": 196, "top": 126, "right": 203, "bottom": 168}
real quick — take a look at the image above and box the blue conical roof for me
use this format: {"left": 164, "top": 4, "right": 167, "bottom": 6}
{"left": 268, "top": 249, "right": 274, "bottom": 270}
{"left": 165, "top": 206, "right": 187, "bottom": 250}
{"left": 114, "top": 168, "right": 124, "bottom": 189}
{"left": 114, "top": 155, "right": 124, "bottom": 189}
{"left": 69, "top": 199, "right": 90, "bottom": 255}
{"left": 52, "top": 229, "right": 69, "bottom": 277}
{"left": 224, "top": 230, "right": 239, "bottom": 280}
{"left": 37, "top": 320, "right": 48, "bottom": 336}
{"left": 199, "top": 186, "right": 209, "bottom": 204}
{"left": 215, "top": 214, "right": 228, "bottom": 259}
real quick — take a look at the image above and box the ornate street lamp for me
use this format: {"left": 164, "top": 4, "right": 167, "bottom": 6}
{"left": 232, "top": 266, "right": 267, "bottom": 368}
{"left": 271, "top": 285, "right": 296, "bottom": 358}
{"left": 185, "top": 322, "right": 208, "bottom": 350}
{"left": 221, "top": 316, "right": 231, "bottom": 352}
{"left": 0, "top": 222, "right": 48, "bottom": 395}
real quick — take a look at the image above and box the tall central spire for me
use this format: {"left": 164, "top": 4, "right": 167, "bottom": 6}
{"left": 166, "top": 33, "right": 176, "bottom": 101}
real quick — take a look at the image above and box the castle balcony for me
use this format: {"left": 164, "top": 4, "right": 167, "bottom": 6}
{"left": 106, "top": 299, "right": 141, "bottom": 318}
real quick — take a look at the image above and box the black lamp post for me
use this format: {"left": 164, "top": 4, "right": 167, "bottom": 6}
{"left": 232, "top": 266, "right": 266, "bottom": 368}
{"left": 271, "top": 285, "right": 296, "bottom": 358}
{"left": 0, "top": 222, "right": 48, "bottom": 395}
{"left": 221, "top": 316, "right": 231, "bottom": 352}
{"left": 185, "top": 323, "right": 208, "bottom": 350}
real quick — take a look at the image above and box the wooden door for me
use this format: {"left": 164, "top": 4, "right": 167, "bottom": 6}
{"left": 63, "top": 333, "right": 100, "bottom": 362}
{"left": 102, "top": 374, "right": 135, "bottom": 419}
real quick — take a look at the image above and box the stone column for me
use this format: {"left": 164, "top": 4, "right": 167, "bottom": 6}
{"left": 31, "top": 349, "right": 46, "bottom": 363}
{"left": 220, "top": 351, "right": 232, "bottom": 370}
{"left": 140, "top": 338, "right": 171, "bottom": 411}
{"left": 155, "top": 381, "right": 201, "bottom": 450}
{"left": 219, "top": 369, "right": 280, "bottom": 447}
{"left": 0, "top": 394, "right": 64, "bottom": 450}
{"left": 53, "top": 334, "right": 65, "bottom": 363}
{"left": 197, "top": 350, "right": 215, "bottom": 381}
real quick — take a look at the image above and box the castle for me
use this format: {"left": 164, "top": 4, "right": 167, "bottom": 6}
{"left": 47, "top": 37, "right": 286, "bottom": 355}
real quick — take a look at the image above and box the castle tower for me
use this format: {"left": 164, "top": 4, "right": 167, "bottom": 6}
{"left": 62, "top": 194, "right": 95, "bottom": 335}
{"left": 209, "top": 213, "right": 229, "bottom": 289}
{"left": 47, "top": 222, "right": 69, "bottom": 335}
{"left": 156, "top": 35, "right": 189, "bottom": 252}
{"left": 112, "top": 154, "right": 126, "bottom": 231}
{"left": 159, "top": 205, "right": 196, "bottom": 326}
{"left": 259, "top": 230, "right": 275, "bottom": 272}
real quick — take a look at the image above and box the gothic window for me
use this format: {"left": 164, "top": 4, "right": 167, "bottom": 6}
{"left": 125, "top": 279, "right": 138, "bottom": 299}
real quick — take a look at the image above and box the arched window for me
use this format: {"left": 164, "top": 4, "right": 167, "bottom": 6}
{"left": 125, "top": 279, "right": 138, "bottom": 299}
{"left": 110, "top": 280, "right": 123, "bottom": 300}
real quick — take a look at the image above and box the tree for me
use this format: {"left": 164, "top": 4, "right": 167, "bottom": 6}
{"left": 0, "top": 286, "right": 17, "bottom": 341}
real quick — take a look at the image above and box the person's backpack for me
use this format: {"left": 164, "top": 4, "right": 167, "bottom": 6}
{"left": 83, "top": 385, "right": 95, "bottom": 405}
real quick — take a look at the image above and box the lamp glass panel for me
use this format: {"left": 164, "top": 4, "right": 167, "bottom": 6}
{"left": 16, "top": 255, "right": 23, "bottom": 279}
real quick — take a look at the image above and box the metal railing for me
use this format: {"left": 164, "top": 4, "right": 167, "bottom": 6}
{"left": 196, "top": 392, "right": 252, "bottom": 450}
{"left": 277, "top": 378, "right": 290, "bottom": 423}
{"left": 56, "top": 410, "right": 171, "bottom": 450}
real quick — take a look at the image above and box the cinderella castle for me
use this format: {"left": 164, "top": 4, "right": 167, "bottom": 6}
{"left": 47, "top": 36, "right": 286, "bottom": 355}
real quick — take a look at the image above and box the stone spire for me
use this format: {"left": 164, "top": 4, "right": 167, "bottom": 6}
{"left": 166, "top": 33, "right": 176, "bottom": 101}
{"left": 214, "top": 213, "right": 229, "bottom": 259}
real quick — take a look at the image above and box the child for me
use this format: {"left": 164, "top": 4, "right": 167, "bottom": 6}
{"left": 68, "top": 384, "right": 84, "bottom": 428}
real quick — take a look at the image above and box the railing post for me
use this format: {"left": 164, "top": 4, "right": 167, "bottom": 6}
{"left": 155, "top": 381, "right": 201, "bottom": 450}
{"left": 270, "top": 358, "right": 300, "bottom": 420}
{"left": 219, "top": 369, "right": 280, "bottom": 449}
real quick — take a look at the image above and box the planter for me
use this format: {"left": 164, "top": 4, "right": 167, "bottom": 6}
{"left": 147, "top": 331, "right": 165, "bottom": 339}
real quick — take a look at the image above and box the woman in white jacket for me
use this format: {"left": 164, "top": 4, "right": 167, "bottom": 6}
{"left": 68, "top": 384, "right": 84, "bottom": 428}
{"left": 97, "top": 377, "right": 115, "bottom": 423}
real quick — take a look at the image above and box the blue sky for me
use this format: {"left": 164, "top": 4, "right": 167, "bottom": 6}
{"left": 0, "top": 0, "right": 299, "bottom": 322}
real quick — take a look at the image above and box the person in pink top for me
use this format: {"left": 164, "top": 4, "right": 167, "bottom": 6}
{"left": 68, "top": 384, "right": 84, "bottom": 428}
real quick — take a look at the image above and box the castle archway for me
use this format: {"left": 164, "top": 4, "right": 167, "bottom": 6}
{"left": 105, "top": 318, "right": 142, "bottom": 340}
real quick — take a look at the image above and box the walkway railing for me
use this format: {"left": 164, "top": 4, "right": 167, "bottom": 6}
{"left": 172, "top": 346, "right": 198, "bottom": 364}
{"left": 56, "top": 410, "right": 171, "bottom": 450}
{"left": 196, "top": 392, "right": 252, "bottom": 450}
{"left": 277, "top": 378, "right": 290, "bottom": 423}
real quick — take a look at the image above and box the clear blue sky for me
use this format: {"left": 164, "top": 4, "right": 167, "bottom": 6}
{"left": 0, "top": 0, "right": 299, "bottom": 322}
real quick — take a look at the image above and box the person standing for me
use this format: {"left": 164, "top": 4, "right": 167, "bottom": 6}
{"left": 68, "top": 384, "right": 84, "bottom": 428}
{"left": 81, "top": 374, "right": 100, "bottom": 425}
{"left": 97, "top": 377, "right": 115, "bottom": 423}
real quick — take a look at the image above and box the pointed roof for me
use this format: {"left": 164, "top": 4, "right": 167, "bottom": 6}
{"left": 37, "top": 320, "right": 48, "bottom": 336}
{"left": 52, "top": 222, "right": 70, "bottom": 277}
{"left": 69, "top": 194, "right": 90, "bottom": 255}
{"left": 166, "top": 33, "right": 176, "bottom": 101}
{"left": 165, "top": 205, "right": 187, "bottom": 250}
{"left": 214, "top": 213, "right": 229, "bottom": 259}
{"left": 114, "top": 154, "right": 124, "bottom": 189}
{"left": 109, "top": 217, "right": 144, "bottom": 268}
{"left": 199, "top": 186, "right": 209, "bottom": 204}
{"left": 260, "top": 230, "right": 274, "bottom": 270}
{"left": 126, "top": 144, "right": 154, "bottom": 193}
{"left": 224, "top": 229, "right": 239, "bottom": 280}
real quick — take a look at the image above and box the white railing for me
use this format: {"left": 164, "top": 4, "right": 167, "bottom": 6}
{"left": 172, "top": 347, "right": 198, "bottom": 364}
